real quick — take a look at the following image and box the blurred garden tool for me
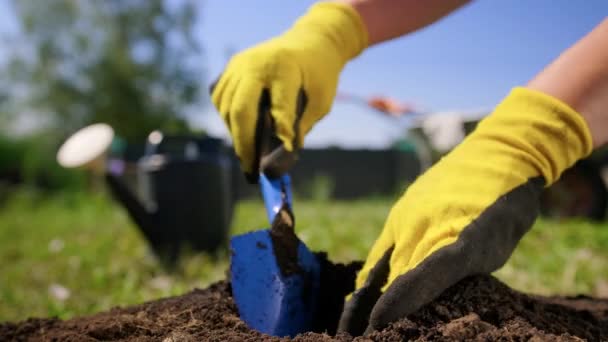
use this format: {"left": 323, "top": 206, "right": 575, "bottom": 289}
{"left": 229, "top": 90, "right": 322, "bottom": 337}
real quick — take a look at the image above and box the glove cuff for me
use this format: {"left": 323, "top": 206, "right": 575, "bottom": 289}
{"left": 475, "top": 86, "right": 594, "bottom": 186}
{"left": 290, "top": 2, "right": 369, "bottom": 61}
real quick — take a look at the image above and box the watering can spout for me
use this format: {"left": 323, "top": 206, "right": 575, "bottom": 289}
{"left": 104, "top": 173, "right": 158, "bottom": 245}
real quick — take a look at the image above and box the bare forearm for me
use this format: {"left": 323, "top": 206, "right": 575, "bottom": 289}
{"left": 527, "top": 18, "right": 608, "bottom": 148}
{"left": 336, "top": 0, "right": 472, "bottom": 45}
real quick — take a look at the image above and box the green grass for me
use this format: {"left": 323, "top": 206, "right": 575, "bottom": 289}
{"left": 1, "top": 187, "right": 607, "bottom": 322}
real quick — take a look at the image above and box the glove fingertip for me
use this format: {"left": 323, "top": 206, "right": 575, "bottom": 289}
{"left": 227, "top": 78, "right": 264, "bottom": 183}
{"left": 211, "top": 76, "right": 234, "bottom": 117}
{"left": 337, "top": 246, "right": 394, "bottom": 336}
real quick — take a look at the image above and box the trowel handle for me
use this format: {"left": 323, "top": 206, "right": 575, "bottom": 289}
{"left": 259, "top": 172, "right": 293, "bottom": 224}
{"left": 258, "top": 88, "right": 307, "bottom": 179}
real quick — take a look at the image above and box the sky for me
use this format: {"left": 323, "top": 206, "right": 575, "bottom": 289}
{"left": 193, "top": 0, "right": 608, "bottom": 149}
{"left": 1, "top": 1, "right": 607, "bottom": 149}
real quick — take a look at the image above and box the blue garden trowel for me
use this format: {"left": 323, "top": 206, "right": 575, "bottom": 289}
{"left": 229, "top": 90, "right": 321, "bottom": 337}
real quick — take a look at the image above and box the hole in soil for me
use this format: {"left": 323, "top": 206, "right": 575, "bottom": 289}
{"left": 310, "top": 252, "right": 363, "bottom": 334}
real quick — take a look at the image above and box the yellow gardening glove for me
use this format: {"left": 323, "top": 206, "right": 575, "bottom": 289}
{"left": 337, "top": 87, "right": 593, "bottom": 336}
{"left": 210, "top": 2, "right": 368, "bottom": 182}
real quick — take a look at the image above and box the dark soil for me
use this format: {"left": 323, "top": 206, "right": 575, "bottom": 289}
{"left": 2, "top": 258, "right": 607, "bottom": 342}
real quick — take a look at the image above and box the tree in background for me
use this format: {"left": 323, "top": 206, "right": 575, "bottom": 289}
{"left": 0, "top": 0, "right": 205, "bottom": 192}
{"left": 4, "top": 0, "right": 204, "bottom": 143}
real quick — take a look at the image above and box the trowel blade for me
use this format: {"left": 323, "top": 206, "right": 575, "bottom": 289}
{"left": 229, "top": 229, "right": 321, "bottom": 337}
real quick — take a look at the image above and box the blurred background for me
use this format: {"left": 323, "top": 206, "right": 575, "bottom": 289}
{"left": 1, "top": 0, "right": 608, "bottom": 322}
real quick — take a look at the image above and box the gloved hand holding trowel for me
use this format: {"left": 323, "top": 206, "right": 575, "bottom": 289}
{"left": 211, "top": 0, "right": 608, "bottom": 336}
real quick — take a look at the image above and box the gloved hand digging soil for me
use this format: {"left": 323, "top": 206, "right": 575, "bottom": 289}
{"left": 337, "top": 86, "right": 592, "bottom": 335}
{"left": 210, "top": 0, "right": 608, "bottom": 336}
